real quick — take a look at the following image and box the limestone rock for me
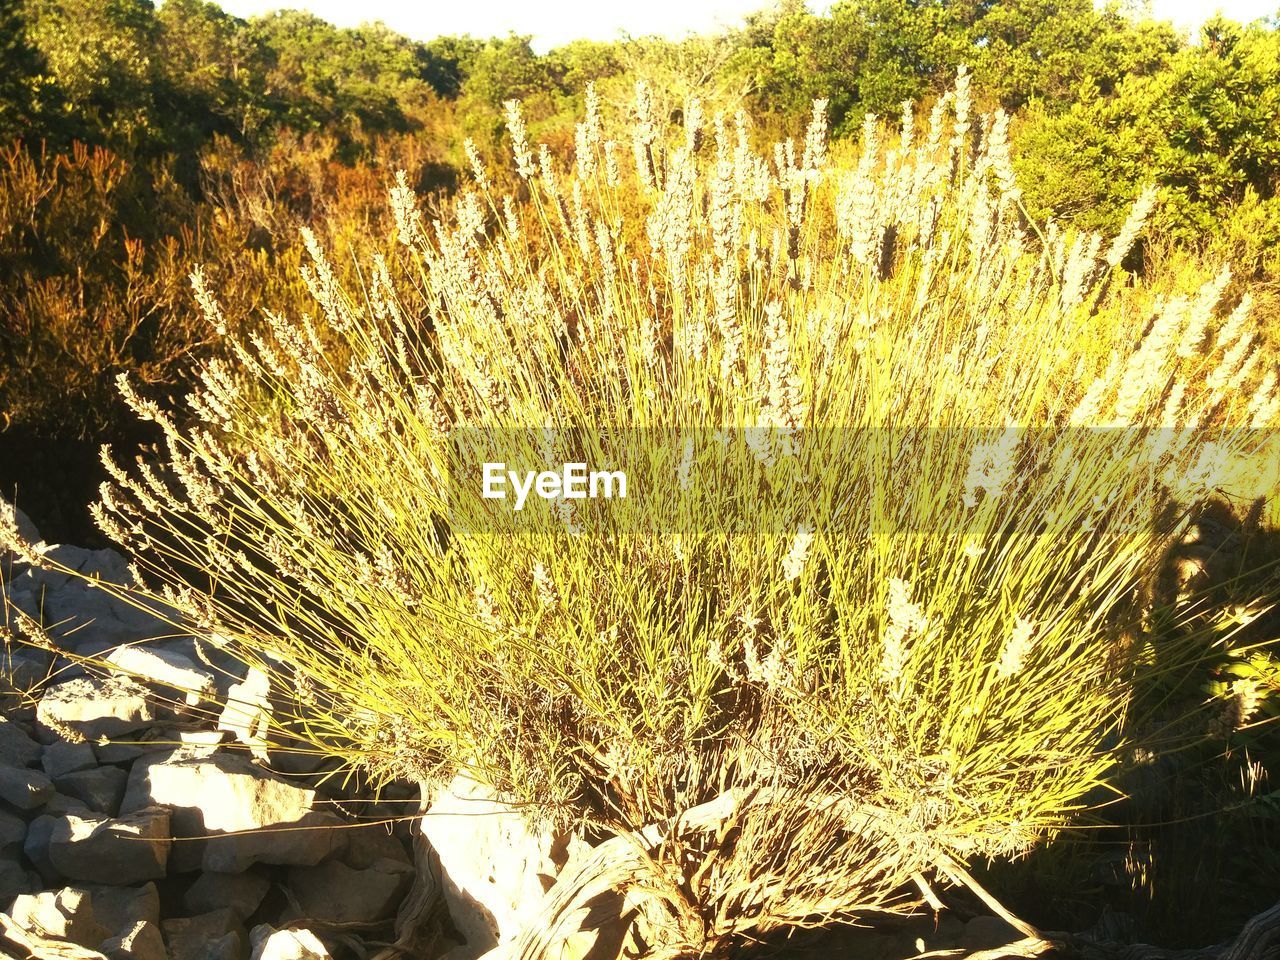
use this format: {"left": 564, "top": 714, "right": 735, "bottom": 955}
{"left": 43, "top": 792, "right": 93, "bottom": 817}
{"left": 56, "top": 766, "right": 129, "bottom": 815}
{"left": 339, "top": 826, "right": 409, "bottom": 870}
{"left": 10, "top": 887, "right": 108, "bottom": 947}
{"left": 107, "top": 645, "right": 218, "bottom": 708}
{"left": 184, "top": 870, "right": 271, "bottom": 921}
{"left": 94, "top": 728, "right": 174, "bottom": 765}
{"left": 122, "top": 750, "right": 341, "bottom": 873}
{"left": 962, "top": 914, "right": 1020, "bottom": 949}
{"left": 5, "top": 546, "right": 75, "bottom": 598}
{"left": 19, "top": 547, "right": 176, "bottom": 652}
{"left": 215, "top": 670, "right": 328, "bottom": 777}
{"left": 38, "top": 677, "right": 156, "bottom": 741}
{"left": 68, "top": 883, "right": 160, "bottom": 938}
{"left": 2, "top": 498, "right": 40, "bottom": 546}
{"left": 102, "top": 919, "right": 168, "bottom": 960}
{"left": 0, "top": 853, "right": 34, "bottom": 907}
{"left": 0, "top": 809, "right": 26, "bottom": 850}
{"left": 216, "top": 669, "right": 271, "bottom": 759}
{"left": 23, "top": 813, "right": 62, "bottom": 883}
{"left": 249, "top": 925, "right": 332, "bottom": 960}
{"left": 421, "top": 774, "right": 559, "bottom": 953}
{"left": 48, "top": 808, "right": 170, "bottom": 884}
{"left": 0, "top": 718, "right": 41, "bottom": 767}
{"left": 0, "top": 647, "right": 54, "bottom": 692}
{"left": 202, "top": 814, "right": 341, "bottom": 875}
{"left": 122, "top": 750, "right": 310, "bottom": 832}
{"left": 162, "top": 908, "right": 247, "bottom": 960}
{"left": 43, "top": 741, "right": 99, "bottom": 779}
{"left": 167, "top": 728, "right": 231, "bottom": 748}
{"left": 0, "top": 764, "right": 55, "bottom": 809}
{"left": 287, "top": 858, "right": 412, "bottom": 924}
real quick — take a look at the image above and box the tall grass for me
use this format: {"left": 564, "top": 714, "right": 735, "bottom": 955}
{"left": 5, "top": 73, "right": 1278, "bottom": 955}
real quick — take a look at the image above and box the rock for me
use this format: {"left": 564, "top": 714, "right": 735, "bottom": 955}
{"left": 103, "top": 919, "right": 168, "bottom": 960}
{"left": 340, "top": 826, "right": 410, "bottom": 870}
{"left": 107, "top": 645, "right": 218, "bottom": 708}
{"left": 0, "top": 853, "right": 34, "bottom": 906}
{"left": 43, "top": 792, "right": 93, "bottom": 817}
{"left": 0, "top": 717, "right": 41, "bottom": 767}
{"left": 216, "top": 670, "right": 328, "bottom": 778}
{"left": 162, "top": 908, "right": 247, "bottom": 960}
{"left": 22, "top": 547, "right": 176, "bottom": 652}
{"left": 122, "top": 750, "right": 341, "bottom": 873}
{"left": 5, "top": 545, "right": 77, "bottom": 599}
{"left": 170, "top": 728, "right": 231, "bottom": 747}
{"left": 10, "top": 887, "right": 108, "bottom": 947}
{"left": 70, "top": 882, "right": 161, "bottom": 938}
{"left": 0, "top": 764, "right": 55, "bottom": 809}
{"left": 202, "top": 815, "right": 341, "bottom": 875}
{"left": 249, "top": 925, "right": 332, "bottom": 960}
{"left": 421, "top": 774, "right": 560, "bottom": 952}
{"left": 2, "top": 497, "right": 40, "bottom": 546}
{"left": 94, "top": 728, "right": 174, "bottom": 765}
{"left": 265, "top": 735, "right": 333, "bottom": 778}
{"left": 48, "top": 808, "right": 170, "bottom": 884}
{"left": 44, "top": 740, "right": 99, "bottom": 779}
{"left": 37, "top": 676, "right": 156, "bottom": 741}
{"left": 0, "top": 647, "right": 54, "bottom": 692}
{"left": 0, "top": 808, "right": 27, "bottom": 850}
{"left": 287, "top": 858, "right": 412, "bottom": 924}
{"left": 962, "top": 914, "right": 1020, "bottom": 949}
{"left": 184, "top": 870, "right": 271, "bottom": 921}
{"left": 23, "top": 813, "right": 61, "bottom": 883}
{"left": 56, "top": 766, "right": 129, "bottom": 815}
{"left": 217, "top": 669, "right": 271, "bottom": 759}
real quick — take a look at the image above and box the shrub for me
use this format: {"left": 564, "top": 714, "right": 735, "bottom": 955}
{"left": 0, "top": 141, "right": 207, "bottom": 439}
{"left": 1013, "top": 18, "right": 1280, "bottom": 246}
{"left": 8, "top": 75, "right": 1279, "bottom": 954}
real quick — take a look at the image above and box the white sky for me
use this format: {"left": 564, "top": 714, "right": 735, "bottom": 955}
{"left": 199, "top": 0, "right": 1279, "bottom": 53}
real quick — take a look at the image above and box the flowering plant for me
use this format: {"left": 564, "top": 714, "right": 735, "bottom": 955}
{"left": 5, "top": 72, "right": 1277, "bottom": 956}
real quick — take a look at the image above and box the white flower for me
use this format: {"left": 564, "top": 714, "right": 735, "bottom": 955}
{"left": 962, "top": 428, "right": 1021, "bottom": 508}
{"left": 677, "top": 437, "right": 695, "bottom": 492}
{"left": 782, "top": 525, "right": 814, "bottom": 581}
{"left": 882, "top": 578, "right": 927, "bottom": 692}
{"left": 996, "top": 618, "right": 1036, "bottom": 679}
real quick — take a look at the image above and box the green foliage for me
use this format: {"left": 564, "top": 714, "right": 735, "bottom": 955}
{"left": 734, "top": 0, "right": 1179, "bottom": 136}
{"left": 0, "top": 1, "right": 44, "bottom": 141}
{"left": 249, "top": 13, "right": 430, "bottom": 145}
{"left": 1016, "top": 18, "right": 1280, "bottom": 244}
{"left": 11, "top": 0, "right": 464, "bottom": 165}
{"left": 419, "top": 34, "right": 485, "bottom": 97}
{"left": 153, "top": 0, "right": 270, "bottom": 148}
{"left": 22, "top": 0, "right": 161, "bottom": 150}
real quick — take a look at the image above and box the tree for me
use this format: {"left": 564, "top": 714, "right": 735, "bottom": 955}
{"left": 22, "top": 0, "right": 160, "bottom": 150}
{"left": 1016, "top": 17, "right": 1280, "bottom": 241}
{"left": 0, "top": 0, "right": 45, "bottom": 140}
{"left": 155, "top": 0, "right": 266, "bottom": 146}
{"left": 420, "top": 34, "right": 485, "bottom": 98}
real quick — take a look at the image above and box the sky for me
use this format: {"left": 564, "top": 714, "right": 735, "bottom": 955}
{"left": 203, "top": 0, "right": 1280, "bottom": 53}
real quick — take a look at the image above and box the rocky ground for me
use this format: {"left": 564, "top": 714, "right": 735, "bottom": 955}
{"left": 0, "top": 502, "right": 1029, "bottom": 960}
{"left": 1, "top": 504, "right": 426, "bottom": 960}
